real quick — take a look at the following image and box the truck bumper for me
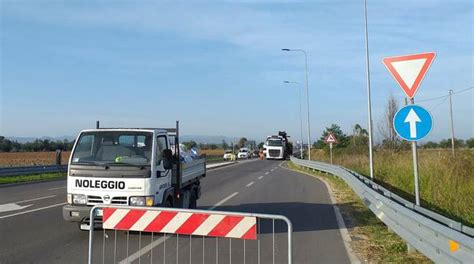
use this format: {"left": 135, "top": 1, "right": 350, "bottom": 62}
{"left": 62, "top": 205, "right": 92, "bottom": 222}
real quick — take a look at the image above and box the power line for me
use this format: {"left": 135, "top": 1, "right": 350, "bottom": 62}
{"left": 417, "top": 86, "right": 473, "bottom": 102}
{"left": 430, "top": 96, "right": 449, "bottom": 111}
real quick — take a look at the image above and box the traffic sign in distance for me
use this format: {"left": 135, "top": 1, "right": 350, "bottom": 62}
{"left": 324, "top": 133, "right": 337, "bottom": 144}
{"left": 393, "top": 105, "right": 433, "bottom": 141}
{"left": 382, "top": 52, "right": 436, "bottom": 98}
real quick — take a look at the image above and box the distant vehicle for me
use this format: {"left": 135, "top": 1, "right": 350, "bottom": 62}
{"left": 251, "top": 150, "right": 259, "bottom": 158}
{"left": 237, "top": 148, "right": 251, "bottom": 159}
{"left": 223, "top": 150, "right": 233, "bottom": 161}
{"left": 62, "top": 121, "right": 206, "bottom": 230}
{"left": 264, "top": 131, "right": 292, "bottom": 160}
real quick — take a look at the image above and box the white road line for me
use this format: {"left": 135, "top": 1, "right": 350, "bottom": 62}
{"left": 246, "top": 181, "right": 255, "bottom": 187}
{"left": 120, "top": 191, "right": 240, "bottom": 263}
{"left": 48, "top": 186, "right": 66, "bottom": 191}
{"left": 208, "top": 191, "right": 239, "bottom": 210}
{"left": 257, "top": 176, "right": 264, "bottom": 180}
{"left": 265, "top": 171, "right": 270, "bottom": 175}
{"left": 0, "top": 202, "right": 67, "bottom": 220}
{"left": 14, "top": 195, "right": 56, "bottom": 204}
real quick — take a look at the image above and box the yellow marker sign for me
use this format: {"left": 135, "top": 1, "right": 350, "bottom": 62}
{"left": 449, "top": 240, "right": 459, "bottom": 252}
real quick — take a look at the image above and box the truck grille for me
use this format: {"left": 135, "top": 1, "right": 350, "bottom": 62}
{"left": 269, "top": 149, "right": 281, "bottom": 157}
{"left": 87, "top": 195, "right": 128, "bottom": 205}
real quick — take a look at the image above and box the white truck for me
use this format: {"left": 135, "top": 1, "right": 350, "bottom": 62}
{"left": 264, "top": 135, "right": 286, "bottom": 160}
{"left": 62, "top": 121, "right": 206, "bottom": 230}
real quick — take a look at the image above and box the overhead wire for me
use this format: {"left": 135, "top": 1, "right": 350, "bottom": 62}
{"left": 417, "top": 86, "right": 473, "bottom": 103}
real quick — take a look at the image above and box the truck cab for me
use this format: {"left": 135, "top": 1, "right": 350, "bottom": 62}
{"left": 264, "top": 135, "right": 286, "bottom": 160}
{"left": 62, "top": 122, "right": 206, "bottom": 230}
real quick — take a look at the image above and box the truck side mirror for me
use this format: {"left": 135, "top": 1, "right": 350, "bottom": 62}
{"left": 162, "top": 149, "right": 173, "bottom": 170}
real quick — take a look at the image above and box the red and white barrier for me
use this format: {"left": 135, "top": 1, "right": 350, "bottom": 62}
{"left": 102, "top": 208, "right": 257, "bottom": 240}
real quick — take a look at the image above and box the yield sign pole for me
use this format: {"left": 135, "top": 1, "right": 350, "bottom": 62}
{"left": 383, "top": 52, "right": 436, "bottom": 207}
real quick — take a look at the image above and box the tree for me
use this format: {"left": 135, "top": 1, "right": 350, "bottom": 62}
{"left": 182, "top": 141, "right": 197, "bottom": 150}
{"left": 467, "top": 138, "right": 474, "bottom": 148}
{"left": 319, "top": 124, "right": 349, "bottom": 148}
{"left": 439, "top": 138, "right": 465, "bottom": 148}
{"left": 378, "top": 95, "right": 400, "bottom": 150}
{"left": 222, "top": 140, "right": 229, "bottom": 150}
{"left": 422, "top": 141, "right": 439, "bottom": 149}
{"left": 236, "top": 137, "right": 247, "bottom": 149}
{"left": 257, "top": 142, "right": 264, "bottom": 149}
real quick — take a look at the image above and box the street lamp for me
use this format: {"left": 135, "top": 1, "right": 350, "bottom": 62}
{"left": 283, "top": 81, "right": 304, "bottom": 159}
{"left": 282, "top": 48, "right": 312, "bottom": 160}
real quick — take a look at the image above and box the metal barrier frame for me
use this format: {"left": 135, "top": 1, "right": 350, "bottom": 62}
{"left": 88, "top": 205, "right": 293, "bottom": 264}
{"left": 291, "top": 156, "right": 474, "bottom": 263}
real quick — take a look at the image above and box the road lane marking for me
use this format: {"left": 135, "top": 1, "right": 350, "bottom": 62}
{"left": 257, "top": 176, "right": 264, "bottom": 180}
{"left": 246, "top": 181, "right": 255, "bottom": 187}
{"left": 208, "top": 192, "right": 239, "bottom": 210}
{"left": 0, "top": 202, "right": 67, "bottom": 220}
{"left": 120, "top": 191, "right": 240, "bottom": 263}
{"left": 15, "top": 195, "right": 57, "bottom": 204}
{"left": 265, "top": 172, "right": 270, "bottom": 175}
{"left": 0, "top": 203, "right": 33, "bottom": 213}
{"left": 48, "top": 186, "right": 67, "bottom": 191}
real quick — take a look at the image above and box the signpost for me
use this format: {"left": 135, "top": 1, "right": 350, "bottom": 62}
{"left": 383, "top": 52, "right": 436, "bottom": 206}
{"left": 324, "top": 133, "right": 337, "bottom": 164}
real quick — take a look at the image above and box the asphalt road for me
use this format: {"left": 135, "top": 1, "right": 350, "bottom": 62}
{"left": 0, "top": 160, "right": 351, "bottom": 264}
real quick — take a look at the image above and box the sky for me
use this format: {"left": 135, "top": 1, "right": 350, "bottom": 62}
{"left": 1, "top": 0, "right": 472, "bottom": 143}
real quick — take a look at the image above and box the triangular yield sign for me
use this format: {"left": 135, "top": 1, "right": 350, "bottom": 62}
{"left": 325, "top": 133, "right": 337, "bottom": 143}
{"left": 382, "top": 52, "right": 435, "bottom": 98}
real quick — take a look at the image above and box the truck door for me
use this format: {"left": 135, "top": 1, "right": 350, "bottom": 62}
{"left": 155, "top": 135, "right": 168, "bottom": 172}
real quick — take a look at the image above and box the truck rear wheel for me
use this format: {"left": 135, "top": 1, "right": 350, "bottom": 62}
{"left": 189, "top": 191, "right": 197, "bottom": 209}
{"left": 165, "top": 197, "right": 173, "bottom": 207}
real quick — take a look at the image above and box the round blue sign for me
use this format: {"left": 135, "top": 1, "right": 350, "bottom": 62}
{"left": 393, "top": 105, "right": 433, "bottom": 141}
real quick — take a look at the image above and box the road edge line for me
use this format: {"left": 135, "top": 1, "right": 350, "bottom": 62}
{"left": 279, "top": 161, "right": 360, "bottom": 264}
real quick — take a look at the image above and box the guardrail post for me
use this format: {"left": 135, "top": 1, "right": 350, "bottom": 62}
{"left": 407, "top": 243, "right": 416, "bottom": 253}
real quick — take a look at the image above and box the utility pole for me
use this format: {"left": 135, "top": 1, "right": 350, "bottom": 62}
{"left": 448, "top": 89, "right": 455, "bottom": 156}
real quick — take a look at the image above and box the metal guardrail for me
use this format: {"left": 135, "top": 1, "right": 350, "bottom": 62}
{"left": 291, "top": 156, "right": 474, "bottom": 263}
{"left": 0, "top": 165, "right": 67, "bottom": 177}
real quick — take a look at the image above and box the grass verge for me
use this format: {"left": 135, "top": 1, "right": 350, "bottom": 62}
{"left": 310, "top": 149, "right": 474, "bottom": 226}
{"left": 287, "top": 161, "right": 431, "bottom": 263}
{"left": 0, "top": 172, "right": 66, "bottom": 185}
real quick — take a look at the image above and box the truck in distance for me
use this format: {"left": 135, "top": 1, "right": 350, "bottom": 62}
{"left": 264, "top": 131, "right": 292, "bottom": 160}
{"left": 62, "top": 121, "right": 206, "bottom": 230}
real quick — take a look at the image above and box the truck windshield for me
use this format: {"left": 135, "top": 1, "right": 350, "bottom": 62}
{"left": 71, "top": 131, "right": 153, "bottom": 166}
{"left": 267, "top": 140, "right": 283, "bottom": 146}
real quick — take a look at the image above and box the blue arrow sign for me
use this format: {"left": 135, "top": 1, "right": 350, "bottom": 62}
{"left": 393, "top": 105, "right": 433, "bottom": 141}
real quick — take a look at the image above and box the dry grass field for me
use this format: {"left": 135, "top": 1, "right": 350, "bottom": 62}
{"left": 200, "top": 149, "right": 225, "bottom": 156}
{"left": 0, "top": 149, "right": 225, "bottom": 167}
{"left": 0, "top": 151, "right": 71, "bottom": 167}
{"left": 311, "top": 148, "right": 474, "bottom": 226}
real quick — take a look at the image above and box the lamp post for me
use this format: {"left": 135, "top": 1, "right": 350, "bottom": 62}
{"left": 282, "top": 48, "right": 312, "bottom": 160}
{"left": 284, "top": 81, "right": 304, "bottom": 159}
{"left": 363, "top": 0, "right": 375, "bottom": 179}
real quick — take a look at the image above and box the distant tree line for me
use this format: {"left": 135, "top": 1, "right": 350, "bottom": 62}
{"left": 311, "top": 94, "right": 474, "bottom": 153}
{"left": 0, "top": 136, "right": 75, "bottom": 152}
{"left": 182, "top": 137, "right": 255, "bottom": 151}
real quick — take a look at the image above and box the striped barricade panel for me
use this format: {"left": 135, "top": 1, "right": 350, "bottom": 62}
{"left": 102, "top": 208, "right": 257, "bottom": 240}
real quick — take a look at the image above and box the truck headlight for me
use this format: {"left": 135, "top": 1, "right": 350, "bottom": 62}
{"left": 72, "top": 194, "right": 87, "bottom": 205}
{"left": 130, "top": 196, "right": 154, "bottom": 206}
